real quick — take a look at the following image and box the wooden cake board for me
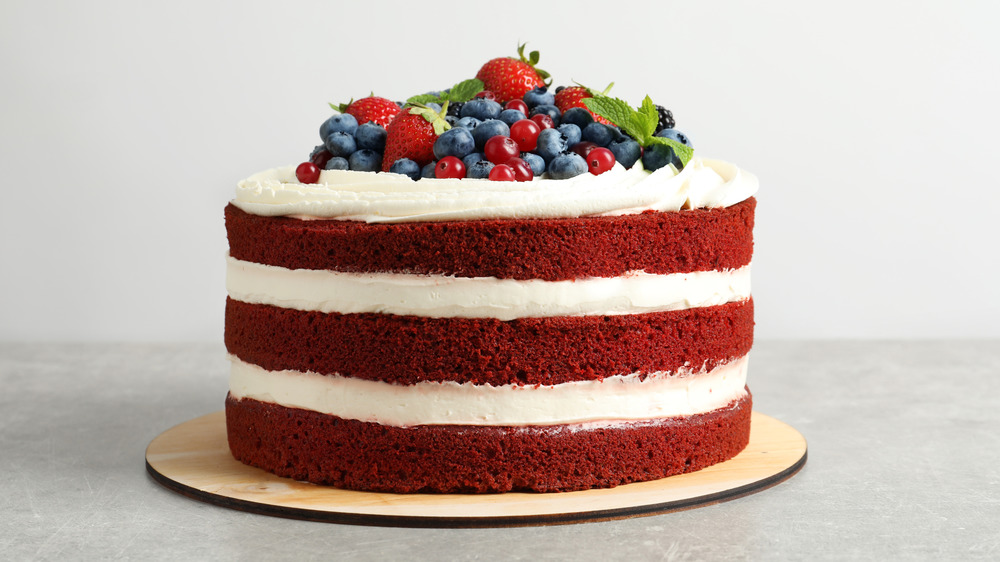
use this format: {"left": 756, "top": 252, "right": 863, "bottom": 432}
{"left": 146, "top": 411, "right": 806, "bottom": 528}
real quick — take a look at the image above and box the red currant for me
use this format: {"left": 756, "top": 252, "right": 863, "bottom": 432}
{"left": 310, "top": 149, "right": 332, "bottom": 168}
{"left": 435, "top": 156, "right": 467, "bottom": 179}
{"left": 506, "top": 157, "right": 534, "bottom": 182}
{"left": 484, "top": 136, "right": 521, "bottom": 165}
{"left": 509, "top": 119, "right": 541, "bottom": 152}
{"left": 569, "top": 141, "right": 598, "bottom": 159}
{"left": 504, "top": 99, "right": 529, "bottom": 114}
{"left": 530, "top": 114, "right": 555, "bottom": 130}
{"left": 475, "top": 90, "right": 497, "bottom": 101}
{"left": 295, "top": 162, "right": 321, "bottom": 184}
{"left": 489, "top": 164, "right": 516, "bottom": 181}
{"left": 587, "top": 147, "right": 616, "bottom": 175}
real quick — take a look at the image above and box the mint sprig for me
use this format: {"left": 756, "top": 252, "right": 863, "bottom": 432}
{"left": 583, "top": 94, "right": 693, "bottom": 167}
{"left": 406, "top": 78, "right": 485, "bottom": 106}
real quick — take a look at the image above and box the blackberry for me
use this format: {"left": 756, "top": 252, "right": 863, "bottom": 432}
{"left": 554, "top": 85, "right": 566, "bottom": 94}
{"left": 447, "top": 101, "right": 464, "bottom": 118}
{"left": 654, "top": 105, "right": 675, "bottom": 133}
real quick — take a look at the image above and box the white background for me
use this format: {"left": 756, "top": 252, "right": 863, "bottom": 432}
{"left": 1, "top": 0, "right": 998, "bottom": 342}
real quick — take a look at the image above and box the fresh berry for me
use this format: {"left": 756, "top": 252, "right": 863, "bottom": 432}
{"left": 586, "top": 147, "right": 616, "bottom": 175}
{"left": 556, "top": 123, "right": 582, "bottom": 147}
{"left": 506, "top": 157, "right": 533, "bottom": 182}
{"left": 472, "top": 119, "right": 510, "bottom": 150}
{"left": 553, "top": 86, "right": 612, "bottom": 125}
{"left": 529, "top": 104, "right": 561, "bottom": 125}
{"left": 324, "top": 132, "right": 357, "bottom": 157}
{"left": 655, "top": 128, "right": 693, "bottom": 147}
{"left": 569, "top": 141, "right": 598, "bottom": 158}
{"left": 561, "top": 107, "right": 594, "bottom": 130}
{"left": 349, "top": 149, "right": 382, "bottom": 172}
{"left": 324, "top": 157, "right": 349, "bottom": 170}
{"left": 339, "top": 96, "right": 400, "bottom": 128}
{"left": 309, "top": 146, "right": 332, "bottom": 168}
{"left": 421, "top": 162, "right": 437, "bottom": 178}
{"left": 467, "top": 159, "right": 495, "bottom": 179}
{"left": 455, "top": 116, "right": 482, "bottom": 130}
{"left": 489, "top": 164, "right": 516, "bottom": 181}
{"left": 295, "top": 162, "right": 321, "bottom": 183}
{"left": 381, "top": 106, "right": 449, "bottom": 172}
{"left": 320, "top": 113, "right": 359, "bottom": 140}
{"left": 531, "top": 114, "right": 555, "bottom": 130}
{"left": 654, "top": 105, "right": 675, "bottom": 133}
{"left": 509, "top": 119, "right": 541, "bottom": 152}
{"left": 608, "top": 139, "right": 641, "bottom": 169}
{"left": 504, "top": 99, "right": 529, "bottom": 114}
{"left": 547, "top": 153, "right": 588, "bottom": 179}
{"left": 433, "top": 127, "right": 475, "bottom": 160}
{"left": 484, "top": 136, "right": 521, "bottom": 165}
{"left": 462, "top": 152, "right": 486, "bottom": 168}
{"left": 460, "top": 98, "right": 502, "bottom": 121}
{"left": 435, "top": 156, "right": 466, "bottom": 179}
{"left": 355, "top": 122, "right": 387, "bottom": 152}
{"left": 475, "top": 44, "right": 549, "bottom": 104}
{"left": 641, "top": 143, "right": 677, "bottom": 171}
{"left": 389, "top": 158, "right": 421, "bottom": 180}
{"left": 582, "top": 123, "right": 614, "bottom": 147}
{"left": 521, "top": 152, "right": 545, "bottom": 176}
{"left": 498, "top": 109, "right": 527, "bottom": 126}
{"left": 535, "top": 128, "right": 570, "bottom": 163}
{"left": 522, "top": 86, "right": 554, "bottom": 109}
{"left": 447, "top": 101, "right": 465, "bottom": 118}
{"left": 475, "top": 90, "right": 497, "bottom": 101}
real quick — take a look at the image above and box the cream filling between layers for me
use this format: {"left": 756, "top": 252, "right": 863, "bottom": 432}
{"left": 228, "top": 354, "right": 749, "bottom": 427}
{"left": 226, "top": 256, "right": 751, "bottom": 320}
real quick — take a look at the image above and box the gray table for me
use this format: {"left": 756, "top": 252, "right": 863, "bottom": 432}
{"left": 2, "top": 341, "right": 998, "bottom": 560}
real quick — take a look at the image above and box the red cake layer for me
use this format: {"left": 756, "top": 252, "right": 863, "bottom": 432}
{"left": 225, "top": 298, "right": 753, "bottom": 386}
{"left": 225, "top": 198, "right": 755, "bottom": 281}
{"left": 225, "top": 391, "right": 752, "bottom": 493}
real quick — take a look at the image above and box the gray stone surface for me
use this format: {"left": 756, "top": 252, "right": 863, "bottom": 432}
{"left": 2, "top": 341, "right": 999, "bottom": 560}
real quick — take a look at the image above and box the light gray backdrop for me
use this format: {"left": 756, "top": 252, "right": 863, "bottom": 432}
{"left": 1, "top": 0, "right": 997, "bottom": 341}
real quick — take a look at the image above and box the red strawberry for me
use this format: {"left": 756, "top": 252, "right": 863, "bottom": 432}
{"left": 381, "top": 105, "right": 449, "bottom": 172}
{"left": 475, "top": 43, "right": 550, "bottom": 104}
{"left": 337, "top": 95, "right": 400, "bottom": 128}
{"left": 554, "top": 85, "right": 613, "bottom": 125}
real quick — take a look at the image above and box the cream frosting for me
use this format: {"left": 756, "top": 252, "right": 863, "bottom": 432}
{"left": 226, "top": 256, "right": 751, "bottom": 320}
{"left": 228, "top": 354, "right": 750, "bottom": 427}
{"left": 232, "top": 157, "right": 757, "bottom": 222}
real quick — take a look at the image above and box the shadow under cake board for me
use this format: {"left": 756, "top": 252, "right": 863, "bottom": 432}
{"left": 146, "top": 411, "right": 806, "bottom": 528}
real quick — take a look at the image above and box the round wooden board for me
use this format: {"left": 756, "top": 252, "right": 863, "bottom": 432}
{"left": 146, "top": 411, "right": 806, "bottom": 528}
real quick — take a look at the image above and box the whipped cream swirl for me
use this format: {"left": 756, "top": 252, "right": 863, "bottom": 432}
{"left": 232, "top": 157, "right": 757, "bottom": 223}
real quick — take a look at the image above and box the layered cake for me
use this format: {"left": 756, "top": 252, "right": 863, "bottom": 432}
{"left": 224, "top": 47, "right": 758, "bottom": 493}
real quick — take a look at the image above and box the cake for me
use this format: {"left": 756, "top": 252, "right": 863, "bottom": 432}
{"left": 223, "top": 47, "right": 758, "bottom": 493}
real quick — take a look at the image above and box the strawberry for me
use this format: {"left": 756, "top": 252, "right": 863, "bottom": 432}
{"left": 381, "top": 105, "right": 450, "bottom": 172}
{"left": 554, "top": 85, "right": 614, "bottom": 125}
{"left": 335, "top": 95, "right": 400, "bottom": 128}
{"left": 475, "top": 43, "right": 550, "bottom": 104}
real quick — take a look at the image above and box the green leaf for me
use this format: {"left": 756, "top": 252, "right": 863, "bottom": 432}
{"left": 583, "top": 96, "right": 646, "bottom": 141}
{"left": 406, "top": 93, "right": 441, "bottom": 106}
{"left": 447, "top": 78, "right": 484, "bottom": 103}
{"left": 638, "top": 96, "right": 659, "bottom": 138}
{"left": 648, "top": 136, "right": 694, "bottom": 167}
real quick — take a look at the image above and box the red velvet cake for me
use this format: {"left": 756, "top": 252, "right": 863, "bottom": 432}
{"left": 224, "top": 52, "right": 758, "bottom": 493}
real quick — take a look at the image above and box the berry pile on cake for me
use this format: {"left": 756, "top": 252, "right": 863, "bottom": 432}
{"left": 224, "top": 45, "right": 758, "bottom": 493}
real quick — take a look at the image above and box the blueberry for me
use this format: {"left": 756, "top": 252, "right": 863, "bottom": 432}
{"left": 355, "top": 123, "right": 387, "bottom": 152}
{"left": 467, "top": 160, "right": 495, "bottom": 179}
{"left": 460, "top": 98, "right": 502, "bottom": 121}
{"left": 561, "top": 107, "right": 593, "bottom": 129}
{"left": 498, "top": 109, "right": 527, "bottom": 126}
{"left": 445, "top": 115, "right": 458, "bottom": 126}
{"left": 426, "top": 102, "right": 443, "bottom": 113}
{"left": 462, "top": 152, "right": 486, "bottom": 168}
{"left": 421, "top": 162, "right": 437, "bottom": 178}
{"left": 608, "top": 139, "right": 641, "bottom": 169}
{"left": 582, "top": 123, "right": 614, "bottom": 147}
{"left": 324, "top": 132, "right": 357, "bottom": 157}
{"left": 323, "top": 156, "right": 349, "bottom": 170}
{"left": 523, "top": 87, "right": 554, "bottom": 109}
{"left": 536, "top": 128, "right": 570, "bottom": 163}
{"left": 433, "top": 127, "right": 475, "bottom": 160}
{"left": 529, "top": 104, "right": 561, "bottom": 126}
{"left": 609, "top": 126, "right": 628, "bottom": 143}
{"left": 547, "top": 153, "right": 588, "bottom": 179}
{"left": 641, "top": 143, "right": 677, "bottom": 172}
{"left": 309, "top": 144, "right": 327, "bottom": 160}
{"left": 389, "top": 158, "right": 421, "bottom": 180}
{"left": 655, "top": 128, "right": 693, "bottom": 148}
{"left": 455, "top": 116, "right": 481, "bottom": 130}
{"left": 349, "top": 149, "right": 382, "bottom": 172}
{"left": 472, "top": 119, "right": 510, "bottom": 150}
{"left": 320, "top": 113, "right": 358, "bottom": 140}
{"left": 556, "top": 123, "right": 582, "bottom": 149}
{"left": 521, "top": 152, "right": 545, "bottom": 176}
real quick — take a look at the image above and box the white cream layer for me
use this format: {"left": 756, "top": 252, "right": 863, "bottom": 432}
{"left": 232, "top": 158, "right": 758, "bottom": 223}
{"left": 226, "top": 256, "right": 751, "bottom": 320}
{"left": 228, "top": 354, "right": 749, "bottom": 427}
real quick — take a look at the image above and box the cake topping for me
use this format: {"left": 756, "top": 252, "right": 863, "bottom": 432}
{"left": 474, "top": 43, "right": 550, "bottom": 104}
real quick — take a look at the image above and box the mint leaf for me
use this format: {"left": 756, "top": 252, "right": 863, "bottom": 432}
{"left": 406, "top": 93, "right": 441, "bottom": 105}
{"left": 583, "top": 97, "right": 642, "bottom": 138}
{"left": 648, "top": 136, "right": 694, "bottom": 167}
{"left": 637, "top": 96, "right": 659, "bottom": 138}
{"left": 447, "top": 78, "right": 484, "bottom": 103}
